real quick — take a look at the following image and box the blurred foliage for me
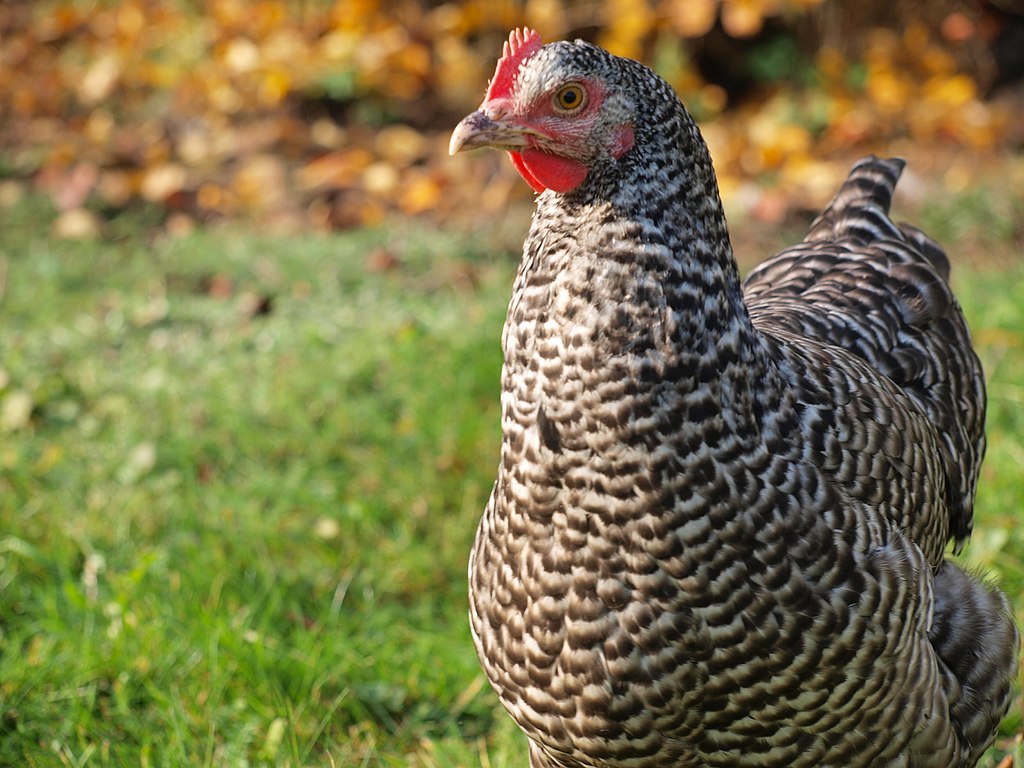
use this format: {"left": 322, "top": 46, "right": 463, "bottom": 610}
{"left": 0, "top": 0, "right": 1020, "bottom": 237}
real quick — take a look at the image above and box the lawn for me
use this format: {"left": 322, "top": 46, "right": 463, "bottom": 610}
{"left": 0, "top": 189, "right": 1021, "bottom": 767}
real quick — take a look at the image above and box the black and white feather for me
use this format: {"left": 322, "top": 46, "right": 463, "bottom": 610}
{"left": 466, "top": 37, "right": 1019, "bottom": 768}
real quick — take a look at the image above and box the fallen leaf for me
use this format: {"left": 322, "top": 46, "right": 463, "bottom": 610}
{"left": 117, "top": 441, "right": 157, "bottom": 485}
{"left": 366, "top": 247, "right": 400, "bottom": 273}
{"left": 666, "top": 0, "right": 719, "bottom": 38}
{"left": 141, "top": 163, "right": 187, "bottom": 202}
{"left": 79, "top": 53, "right": 122, "bottom": 104}
{"left": 721, "top": 0, "right": 769, "bottom": 38}
{"left": 0, "top": 390, "right": 34, "bottom": 431}
{"left": 52, "top": 209, "right": 101, "bottom": 240}
{"left": 52, "top": 163, "right": 100, "bottom": 211}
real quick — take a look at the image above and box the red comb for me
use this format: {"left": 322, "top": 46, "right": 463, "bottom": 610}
{"left": 485, "top": 28, "right": 543, "bottom": 101}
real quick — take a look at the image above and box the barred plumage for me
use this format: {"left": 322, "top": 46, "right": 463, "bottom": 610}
{"left": 453, "top": 29, "right": 1018, "bottom": 768}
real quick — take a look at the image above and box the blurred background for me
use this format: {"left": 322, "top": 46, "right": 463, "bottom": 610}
{"left": 1, "top": 2, "right": 1022, "bottom": 767}
{"left": 2, "top": 0, "right": 1023, "bottom": 238}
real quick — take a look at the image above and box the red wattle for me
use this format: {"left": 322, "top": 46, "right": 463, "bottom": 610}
{"left": 510, "top": 148, "right": 588, "bottom": 194}
{"left": 508, "top": 151, "right": 547, "bottom": 194}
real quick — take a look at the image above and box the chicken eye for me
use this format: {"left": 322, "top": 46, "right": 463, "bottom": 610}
{"left": 554, "top": 84, "right": 586, "bottom": 112}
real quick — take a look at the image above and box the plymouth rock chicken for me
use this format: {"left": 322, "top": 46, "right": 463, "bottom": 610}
{"left": 450, "top": 29, "right": 1018, "bottom": 768}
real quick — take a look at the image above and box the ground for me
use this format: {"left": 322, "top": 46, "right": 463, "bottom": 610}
{"left": 0, "top": 174, "right": 1021, "bottom": 765}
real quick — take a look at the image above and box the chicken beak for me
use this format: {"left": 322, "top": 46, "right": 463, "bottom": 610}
{"left": 449, "top": 109, "right": 531, "bottom": 155}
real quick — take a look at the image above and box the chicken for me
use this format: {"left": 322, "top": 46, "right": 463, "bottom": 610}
{"left": 450, "top": 28, "right": 1018, "bottom": 768}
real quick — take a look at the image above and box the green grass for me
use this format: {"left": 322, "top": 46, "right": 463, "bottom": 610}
{"left": 0, "top": 195, "right": 1021, "bottom": 767}
{"left": 0, "top": 198, "right": 522, "bottom": 766}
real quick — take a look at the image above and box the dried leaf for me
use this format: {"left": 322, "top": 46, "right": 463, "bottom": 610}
{"left": 375, "top": 125, "right": 427, "bottom": 167}
{"left": 79, "top": 54, "right": 122, "bottom": 105}
{"left": 223, "top": 38, "right": 261, "bottom": 74}
{"left": 399, "top": 172, "right": 444, "bottom": 215}
{"left": 232, "top": 154, "right": 287, "bottom": 209}
{"left": 52, "top": 209, "right": 101, "bottom": 240}
{"left": 0, "top": 0, "right": 1007, "bottom": 235}
{"left": 721, "top": 0, "right": 768, "bottom": 38}
{"left": 923, "top": 74, "right": 975, "bottom": 108}
{"left": 666, "top": 0, "right": 719, "bottom": 38}
{"left": 117, "top": 442, "right": 157, "bottom": 485}
{"left": 362, "top": 162, "right": 400, "bottom": 196}
{"left": 141, "top": 163, "right": 187, "bottom": 202}
{"left": 53, "top": 164, "right": 99, "bottom": 212}
{"left": 0, "top": 390, "right": 34, "bottom": 432}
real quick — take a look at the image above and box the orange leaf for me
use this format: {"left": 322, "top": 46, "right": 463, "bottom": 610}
{"left": 665, "top": 0, "right": 719, "bottom": 38}
{"left": 141, "top": 163, "right": 187, "bottom": 203}
{"left": 259, "top": 69, "right": 292, "bottom": 107}
{"left": 400, "top": 172, "right": 444, "bottom": 215}
{"left": 923, "top": 74, "right": 975, "bottom": 108}
{"left": 721, "top": 0, "right": 768, "bottom": 38}
{"left": 297, "top": 149, "right": 372, "bottom": 191}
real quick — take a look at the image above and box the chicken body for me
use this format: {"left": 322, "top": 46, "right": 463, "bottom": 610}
{"left": 454, "top": 30, "right": 1018, "bottom": 768}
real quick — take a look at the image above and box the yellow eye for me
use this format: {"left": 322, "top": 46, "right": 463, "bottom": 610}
{"left": 554, "top": 84, "right": 586, "bottom": 112}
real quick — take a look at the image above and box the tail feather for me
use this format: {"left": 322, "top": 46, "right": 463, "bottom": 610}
{"left": 930, "top": 562, "right": 1020, "bottom": 765}
{"left": 805, "top": 155, "right": 906, "bottom": 245}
